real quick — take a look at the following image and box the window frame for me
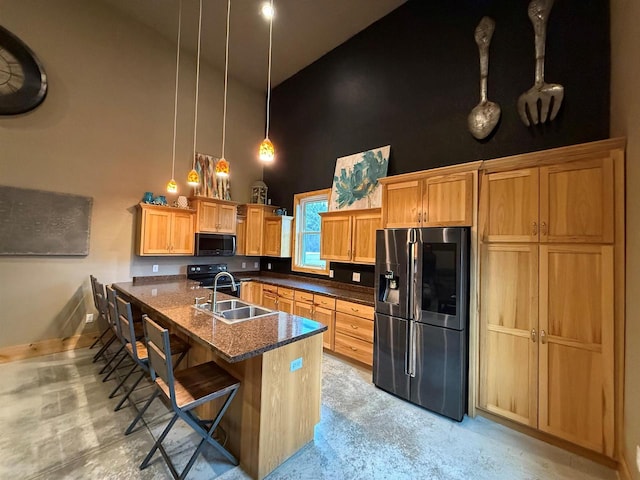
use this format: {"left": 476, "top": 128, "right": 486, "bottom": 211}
{"left": 292, "top": 188, "right": 330, "bottom": 275}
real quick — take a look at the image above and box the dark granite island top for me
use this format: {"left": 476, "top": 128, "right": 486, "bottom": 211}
{"left": 112, "top": 279, "right": 327, "bottom": 363}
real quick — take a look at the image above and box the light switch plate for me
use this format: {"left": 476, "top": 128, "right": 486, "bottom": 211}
{"left": 290, "top": 357, "right": 303, "bottom": 372}
{"left": 151, "top": 288, "right": 158, "bottom": 297}
{"left": 267, "top": 263, "right": 272, "bottom": 270}
{"left": 152, "top": 264, "right": 159, "bottom": 273}
{"left": 85, "top": 313, "right": 94, "bottom": 323}
{"left": 254, "top": 261, "right": 259, "bottom": 269}
{"left": 329, "top": 269, "right": 334, "bottom": 278}
{"left": 242, "top": 262, "right": 246, "bottom": 269}
{"left": 352, "top": 272, "right": 361, "bottom": 282}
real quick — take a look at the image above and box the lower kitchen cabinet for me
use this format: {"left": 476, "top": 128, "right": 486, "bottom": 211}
{"left": 333, "top": 300, "right": 375, "bottom": 366}
{"left": 479, "top": 242, "right": 615, "bottom": 456}
{"left": 240, "top": 281, "right": 262, "bottom": 304}
{"left": 294, "top": 291, "right": 336, "bottom": 350}
{"left": 277, "top": 287, "right": 294, "bottom": 314}
{"left": 137, "top": 203, "right": 195, "bottom": 256}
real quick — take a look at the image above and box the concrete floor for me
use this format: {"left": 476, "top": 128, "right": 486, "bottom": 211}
{"left": 0, "top": 347, "right": 617, "bottom": 480}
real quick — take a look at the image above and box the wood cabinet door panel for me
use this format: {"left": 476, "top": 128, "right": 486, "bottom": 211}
{"left": 278, "top": 297, "right": 294, "bottom": 314}
{"left": 216, "top": 204, "right": 237, "bottom": 233}
{"left": 383, "top": 180, "right": 421, "bottom": 228}
{"left": 262, "top": 291, "right": 278, "bottom": 310}
{"left": 479, "top": 243, "right": 538, "bottom": 427}
{"left": 245, "top": 207, "right": 264, "bottom": 256}
{"left": 334, "top": 332, "right": 373, "bottom": 366}
{"left": 294, "top": 301, "right": 313, "bottom": 319}
{"left": 198, "top": 202, "right": 219, "bottom": 232}
{"left": 314, "top": 306, "right": 335, "bottom": 351}
{"left": 351, "top": 212, "right": 381, "bottom": 264}
{"left": 335, "top": 311, "right": 373, "bottom": 343}
{"left": 171, "top": 211, "right": 195, "bottom": 254}
{"left": 539, "top": 157, "right": 614, "bottom": 243}
{"left": 423, "top": 173, "right": 473, "bottom": 226}
{"left": 538, "top": 245, "right": 614, "bottom": 455}
{"left": 236, "top": 216, "right": 246, "bottom": 255}
{"left": 320, "top": 214, "right": 352, "bottom": 261}
{"left": 142, "top": 210, "right": 172, "bottom": 254}
{"left": 263, "top": 217, "right": 282, "bottom": 256}
{"left": 483, "top": 169, "right": 539, "bottom": 242}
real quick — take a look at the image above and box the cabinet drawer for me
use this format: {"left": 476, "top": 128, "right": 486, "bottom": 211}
{"left": 335, "top": 311, "right": 373, "bottom": 343}
{"left": 294, "top": 290, "right": 314, "bottom": 303}
{"left": 314, "top": 294, "right": 336, "bottom": 310}
{"left": 262, "top": 283, "right": 278, "bottom": 294}
{"left": 335, "top": 299, "right": 374, "bottom": 319}
{"left": 334, "top": 332, "right": 373, "bottom": 366}
{"left": 277, "top": 287, "right": 295, "bottom": 300}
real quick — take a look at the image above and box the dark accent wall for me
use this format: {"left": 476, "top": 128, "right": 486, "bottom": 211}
{"left": 265, "top": 0, "right": 610, "bottom": 211}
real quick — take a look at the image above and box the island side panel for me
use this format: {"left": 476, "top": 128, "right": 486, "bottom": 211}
{"left": 258, "top": 333, "right": 323, "bottom": 479}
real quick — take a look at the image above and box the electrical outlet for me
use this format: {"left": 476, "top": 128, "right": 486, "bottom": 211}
{"left": 352, "top": 272, "right": 361, "bottom": 282}
{"left": 267, "top": 263, "right": 272, "bottom": 270}
{"left": 85, "top": 313, "right": 94, "bottom": 323}
{"left": 254, "top": 261, "right": 259, "bottom": 269}
{"left": 636, "top": 445, "right": 640, "bottom": 473}
{"left": 152, "top": 264, "right": 159, "bottom": 273}
{"left": 242, "top": 262, "right": 246, "bottom": 269}
{"left": 151, "top": 288, "right": 158, "bottom": 297}
{"left": 329, "top": 269, "right": 334, "bottom": 278}
{"left": 290, "top": 357, "right": 303, "bottom": 372}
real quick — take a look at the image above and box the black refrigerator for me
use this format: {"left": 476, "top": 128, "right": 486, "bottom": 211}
{"left": 373, "top": 227, "right": 470, "bottom": 421}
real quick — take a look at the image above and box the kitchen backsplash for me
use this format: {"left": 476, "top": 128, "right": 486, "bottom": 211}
{"left": 259, "top": 257, "right": 374, "bottom": 288}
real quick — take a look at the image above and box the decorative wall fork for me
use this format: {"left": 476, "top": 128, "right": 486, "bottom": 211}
{"left": 517, "top": 0, "right": 564, "bottom": 126}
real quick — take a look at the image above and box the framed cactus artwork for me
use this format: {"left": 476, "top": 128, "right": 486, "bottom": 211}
{"left": 329, "top": 145, "right": 390, "bottom": 211}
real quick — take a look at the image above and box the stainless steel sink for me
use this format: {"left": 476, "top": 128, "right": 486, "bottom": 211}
{"left": 214, "top": 300, "right": 250, "bottom": 312}
{"left": 220, "top": 306, "right": 273, "bottom": 321}
{"left": 192, "top": 300, "right": 274, "bottom": 324}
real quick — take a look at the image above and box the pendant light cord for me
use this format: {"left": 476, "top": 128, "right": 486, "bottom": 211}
{"left": 221, "top": 0, "right": 231, "bottom": 159}
{"left": 171, "top": 0, "right": 183, "bottom": 180}
{"left": 192, "top": 0, "right": 203, "bottom": 167}
{"left": 265, "top": 0, "right": 274, "bottom": 138}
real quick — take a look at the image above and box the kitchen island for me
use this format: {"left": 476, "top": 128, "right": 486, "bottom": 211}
{"left": 113, "top": 279, "right": 326, "bottom": 480}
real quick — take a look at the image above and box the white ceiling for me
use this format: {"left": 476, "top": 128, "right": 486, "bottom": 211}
{"left": 101, "top": 0, "right": 406, "bottom": 91}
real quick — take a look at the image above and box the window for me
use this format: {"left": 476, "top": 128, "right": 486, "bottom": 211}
{"left": 292, "top": 189, "right": 330, "bottom": 274}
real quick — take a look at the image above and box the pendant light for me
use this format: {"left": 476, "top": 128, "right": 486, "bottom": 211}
{"left": 166, "top": 0, "right": 183, "bottom": 193}
{"left": 258, "top": 0, "right": 275, "bottom": 163}
{"left": 187, "top": 0, "right": 203, "bottom": 187}
{"left": 215, "top": 0, "right": 231, "bottom": 179}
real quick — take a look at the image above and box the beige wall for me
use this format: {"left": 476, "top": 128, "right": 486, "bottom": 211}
{"left": 611, "top": 1, "right": 640, "bottom": 478}
{"left": 0, "top": 0, "right": 264, "bottom": 347}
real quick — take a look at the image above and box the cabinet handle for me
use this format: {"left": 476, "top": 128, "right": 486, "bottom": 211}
{"left": 540, "top": 330, "right": 547, "bottom": 344}
{"left": 541, "top": 222, "right": 547, "bottom": 235}
{"left": 350, "top": 346, "right": 358, "bottom": 351}
{"left": 350, "top": 324, "right": 358, "bottom": 330}
{"left": 532, "top": 222, "right": 538, "bottom": 236}
{"left": 531, "top": 328, "right": 537, "bottom": 343}
{"left": 417, "top": 212, "right": 422, "bottom": 223}
{"left": 351, "top": 307, "right": 359, "bottom": 312}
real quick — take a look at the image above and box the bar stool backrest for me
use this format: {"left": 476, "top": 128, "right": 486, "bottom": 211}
{"left": 93, "top": 279, "right": 109, "bottom": 324}
{"left": 105, "top": 286, "right": 123, "bottom": 340}
{"left": 115, "top": 296, "right": 141, "bottom": 363}
{"left": 143, "top": 315, "right": 177, "bottom": 407}
{"left": 90, "top": 275, "right": 99, "bottom": 310}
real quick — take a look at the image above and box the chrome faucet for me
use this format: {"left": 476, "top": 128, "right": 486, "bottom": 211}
{"left": 210, "top": 272, "right": 237, "bottom": 313}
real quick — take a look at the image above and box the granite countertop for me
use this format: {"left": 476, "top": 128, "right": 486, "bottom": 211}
{"left": 113, "top": 280, "right": 326, "bottom": 363}
{"left": 233, "top": 272, "right": 375, "bottom": 306}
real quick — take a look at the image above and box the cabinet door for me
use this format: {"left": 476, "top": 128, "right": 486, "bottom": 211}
{"left": 263, "top": 217, "right": 282, "bottom": 256}
{"left": 262, "top": 291, "right": 278, "bottom": 310}
{"left": 482, "top": 169, "right": 539, "bottom": 242}
{"left": 538, "top": 245, "right": 614, "bottom": 455}
{"left": 278, "top": 296, "right": 294, "bottom": 314}
{"left": 141, "top": 209, "right": 172, "bottom": 254}
{"left": 479, "top": 243, "right": 538, "bottom": 427}
{"left": 216, "top": 204, "right": 237, "bottom": 234}
{"left": 245, "top": 207, "right": 264, "bottom": 256}
{"left": 320, "top": 214, "right": 352, "bottom": 261}
{"left": 383, "top": 180, "right": 421, "bottom": 228}
{"left": 422, "top": 172, "right": 473, "bottom": 226}
{"left": 294, "top": 300, "right": 313, "bottom": 319}
{"left": 539, "top": 157, "right": 614, "bottom": 243}
{"left": 197, "top": 202, "right": 219, "bottom": 232}
{"left": 171, "top": 211, "right": 195, "bottom": 254}
{"left": 236, "top": 216, "right": 246, "bottom": 255}
{"left": 314, "top": 306, "right": 335, "bottom": 351}
{"left": 351, "top": 211, "right": 381, "bottom": 264}
{"left": 240, "top": 281, "right": 254, "bottom": 302}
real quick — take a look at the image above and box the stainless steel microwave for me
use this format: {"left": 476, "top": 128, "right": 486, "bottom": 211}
{"left": 194, "top": 233, "right": 236, "bottom": 256}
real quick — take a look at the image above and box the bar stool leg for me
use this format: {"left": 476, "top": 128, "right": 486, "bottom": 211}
{"left": 93, "top": 334, "right": 116, "bottom": 363}
{"left": 114, "top": 370, "right": 146, "bottom": 411}
{"left": 89, "top": 326, "right": 112, "bottom": 349}
{"left": 140, "top": 413, "right": 179, "bottom": 471}
{"left": 109, "top": 363, "right": 138, "bottom": 399}
{"left": 99, "top": 344, "right": 125, "bottom": 375}
{"left": 125, "top": 389, "right": 160, "bottom": 435}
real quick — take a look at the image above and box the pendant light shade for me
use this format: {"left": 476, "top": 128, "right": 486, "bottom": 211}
{"left": 187, "top": 0, "right": 204, "bottom": 188}
{"left": 167, "top": 0, "right": 183, "bottom": 194}
{"left": 259, "top": 0, "right": 275, "bottom": 163}
{"left": 216, "top": 158, "right": 230, "bottom": 177}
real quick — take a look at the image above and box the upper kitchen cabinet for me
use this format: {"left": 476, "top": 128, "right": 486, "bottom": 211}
{"left": 380, "top": 165, "right": 478, "bottom": 229}
{"left": 263, "top": 216, "right": 293, "bottom": 257}
{"left": 243, "top": 204, "right": 273, "bottom": 256}
{"left": 481, "top": 153, "right": 614, "bottom": 243}
{"left": 191, "top": 197, "right": 238, "bottom": 234}
{"left": 137, "top": 203, "right": 195, "bottom": 256}
{"left": 319, "top": 208, "right": 380, "bottom": 264}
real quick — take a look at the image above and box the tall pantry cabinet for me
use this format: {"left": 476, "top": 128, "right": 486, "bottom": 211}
{"left": 477, "top": 139, "right": 624, "bottom": 458}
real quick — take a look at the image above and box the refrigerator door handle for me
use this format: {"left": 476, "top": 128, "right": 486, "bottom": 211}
{"left": 408, "top": 320, "right": 417, "bottom": 377}
{"left": 407, "top": 228, "right": 417, "bottom": 320}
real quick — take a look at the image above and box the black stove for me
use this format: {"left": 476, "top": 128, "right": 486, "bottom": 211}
{"left": 186, "top": 263, "right": 241, "bottom": 297}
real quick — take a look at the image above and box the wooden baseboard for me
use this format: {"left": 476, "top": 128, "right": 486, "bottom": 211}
{"left": 619, "top": 454, "right": 633, "bottom": 480}
{"left": 476, "top": 409, "right": 618, "bottom": 469}
{"left": 0, "top": 332, "right": 99, "bottom": 363}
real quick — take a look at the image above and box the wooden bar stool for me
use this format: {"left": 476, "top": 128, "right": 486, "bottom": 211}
{"left": 90, "top": 277, "right": 118, "bottom": 364}
{"left": 140, "top": 315, "right": 240, "bottom": 479}
{"left": 114, "top": 297, "right": 189, "bottom": 436}
{"left": 89, "top": 275, "right": 113, "bottom": 350}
